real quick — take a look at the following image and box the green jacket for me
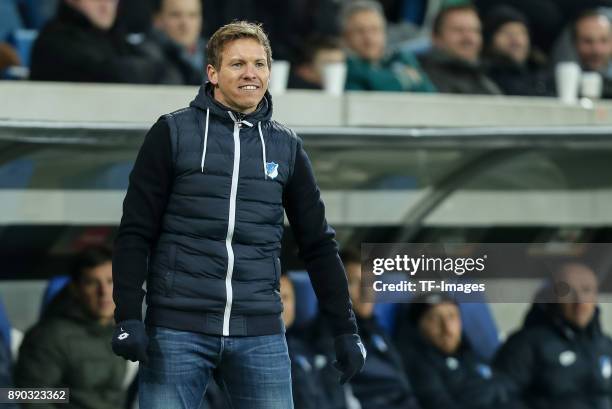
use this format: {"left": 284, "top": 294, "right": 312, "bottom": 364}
{"left": 345, "top": 49, "right": 436, "bottom": 92}
{"left": 15, "top": 288, "right": 127, "bottom": 409}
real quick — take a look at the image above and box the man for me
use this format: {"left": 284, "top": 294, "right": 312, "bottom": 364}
{"left": 574, "top": 10, "right": 612, "bottom": 98}
{"left": 494, "top": 262, "right": 612, "bottom": 409}
{"left": 288, "top": 36, "right": 345, "bottom": 90}
{"left": 419, "top": 5, "right": 501, "bottom": 94}
{"left": 143, "top": 0, "right": 206, "bottom": 85}
{"left": 341, "top": 0, "right": 436, "bottom": 92}
{"left": 30, "top": 0, "right": 174, "bottom": 83}
{"left": 311, "top": 248, "right": 421, "bottom": 409}
{"left": 15, "top": 246, "right": 128, "bottom": 409}
{"left": 111, "top": 21, "right": 365, "bottom": 409}
{"left": 281, "top": 275, "right": 348, "bottom": 409}
{"left": 395, "top": 293, "right": 523, "bottom": 409}
{"left": 482, "top": 5, "right": 553, "bottom": 96}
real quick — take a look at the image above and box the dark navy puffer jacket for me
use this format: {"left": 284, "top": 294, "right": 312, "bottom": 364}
{"left": 113, "top": 83, "right": 357, "bottom": 337}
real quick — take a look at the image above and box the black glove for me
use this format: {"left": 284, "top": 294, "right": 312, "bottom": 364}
{"left": 332, "top": 334, "right": 366, "bottom": 384}
{"left": 111, "top": 320, "right": 149, "bottom": 363}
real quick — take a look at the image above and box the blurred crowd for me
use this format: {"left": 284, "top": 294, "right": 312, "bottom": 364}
{"left": 2, "top": 0, "right": 612, "bottom": 98}
{"left": 1, "top": 245, "right": 611, "bottom": 409}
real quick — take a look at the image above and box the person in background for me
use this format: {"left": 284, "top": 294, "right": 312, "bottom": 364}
{"left": 314, "top": 248, "right": 422, "bottom": 409}
{"left": 395, "top": 293, "right": 524, "bottom": 409}
{"left": 573, "top": 9, "right": 612, "bottom": 98}
{"left": 494, "top": 262, "right": 612, "bottom": 409}
{"left": 281, "top": 275, "right": 348, "bottom": 409}
{"left": 15, "top": 246, "right": 128, "bottom": 409}
{"left": 341, "top": 0, "right": 436, "bottom": 92}
{"left": 419, "top": 4, "right": 501, "bottom": 94}
{"left": 288, "top": 36, "right": 345, "bottom": 90}
{"left": 142, "top": 0, "right": 206, "bottom": 85}
{"left": 110, "top": 21, "right": 365, "bottom": 409}
{"left": 482, "top": 5, "right": 553, "bottom": 96}
{"left": 30, "top": 0, "right": 175, "bottom": 83}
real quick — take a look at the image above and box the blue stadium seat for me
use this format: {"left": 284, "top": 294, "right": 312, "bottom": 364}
{"left": 40, "top": 275, "right": 71, "bottom": 316}
{"left": 287, "top": 271, "right": 318, "bottom": 328}
{"left": 0, "top": 0, "right": 23, "bottom": 41}
{"left": 8, "top": 29, "right": 38, "bottom": 68}
{"left": 373, "top": 302, "right": 400, "bottom": 335}
{"left": 459, "top": 302, "right": 500, "bottom": 361}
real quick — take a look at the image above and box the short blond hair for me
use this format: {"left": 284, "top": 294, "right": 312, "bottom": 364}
{"left": 206, "top": 21, "right": 272, "bottom": 70}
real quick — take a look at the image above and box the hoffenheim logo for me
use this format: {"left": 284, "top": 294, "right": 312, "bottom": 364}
{"left": 265, "top": 162, "right": 278, "bottom": 179}
{"left": 476, "top": 364, "right": 493, "bottom": 379}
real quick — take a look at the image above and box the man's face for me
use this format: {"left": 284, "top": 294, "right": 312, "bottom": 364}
{"left": 418, "top": 303, "right": 462, "bottom": 355}
{"left": 434, "top": 9, "right": 482, "bottom": 63}
{"left": 555, "top": 263, "right": 598, "bottom": 329}
{"left": 154, "top": 0, "right": 202, "bottom": 49}
{"left": 74, "top": 261, "right": 115, "bottom": 323}
{"left": 66, "top": 0, "right": 118, "bottom": 30}
{"left": 207, "top": 38, "right": 269, "bottom": 114}
{"left": 312, "top": 48, "right": 346, "bottom": 85}
{"left": 346, "top": 262, "right": 374, "bottom": 319}
{"left": 280, "top": 276, "right": 296, "bottom": 328}
{"left": 492, "top": 22, "right": 530, "bottom": 64}
{"left": 343, "top": 10, "right": 386, "bottom": 63}
{"left": 575, "top": 15, "right": 612, "bottom": 72}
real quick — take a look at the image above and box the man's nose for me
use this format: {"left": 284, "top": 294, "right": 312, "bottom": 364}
{"left": 242, "top": 63, "right": 257, "bottom": 78}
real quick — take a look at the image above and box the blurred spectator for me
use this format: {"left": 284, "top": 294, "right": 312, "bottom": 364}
{"left": 281, "top": 275, "right": 348, "bottom": 409}
{"left": 395, "top": 293, "right": 523, "bottom": 409}
{"left": 337, "top": 248, "right": 422, "bottom": 409}
{"left": 341, "top": 0, "right": 435, "bottom": 92}
{"left": 475, "top": 0, "right": 612, "bottom": 55}
{"left": 140, "top": 0, "right": 206, "bottom": 85}
{"left": 0, "top": 43, "right": 21, "bottom": 71}
{"left": 482, "top": 6, "right": 553, "bottom": 96}
{"left": 419, "top": 5, "right": 501, "bottom": 94}
{"left": 573, "top": 9, "right": 612, "bottom": 98}
{"left": 15, "top": 246, "right": 128, "bottom": 409}
{"left": 30, "top": 0, "right": 176, "bottom": 83}
{"left": 494, "top": 262, "right": 612, "bottom": 409}
{"left": 288, "top": 36, "right": 345, "bottom": 90}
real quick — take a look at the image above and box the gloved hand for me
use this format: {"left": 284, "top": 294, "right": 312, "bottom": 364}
{"left": 332, "top": 334, "right": 366, "bottom": 384}
{"left": 111, "top": 320, "right": 149, "bottom": 364}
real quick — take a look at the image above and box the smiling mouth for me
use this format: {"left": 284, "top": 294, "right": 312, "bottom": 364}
{"left": 239, "top": 85, "right": 259, "bottom": 90}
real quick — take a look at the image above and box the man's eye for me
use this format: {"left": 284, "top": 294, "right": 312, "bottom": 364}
{"left": 256, "top": 62, "right": 265, "bottom": 68}
{"left": 232, "top": 63, "right": 242, "bottom": 68}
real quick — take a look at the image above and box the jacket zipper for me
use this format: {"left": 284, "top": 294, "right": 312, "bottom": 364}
{"left": 222, "top": 116, "right": 241, "bottom": 336}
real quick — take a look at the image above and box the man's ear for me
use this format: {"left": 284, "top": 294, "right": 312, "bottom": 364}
{"left": 207, "top": 64, "right": 218, "bottom": 85}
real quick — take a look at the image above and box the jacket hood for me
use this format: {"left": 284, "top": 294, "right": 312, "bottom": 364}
{"left": 189, "top": 82, "right": 273, "bottom": 124}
